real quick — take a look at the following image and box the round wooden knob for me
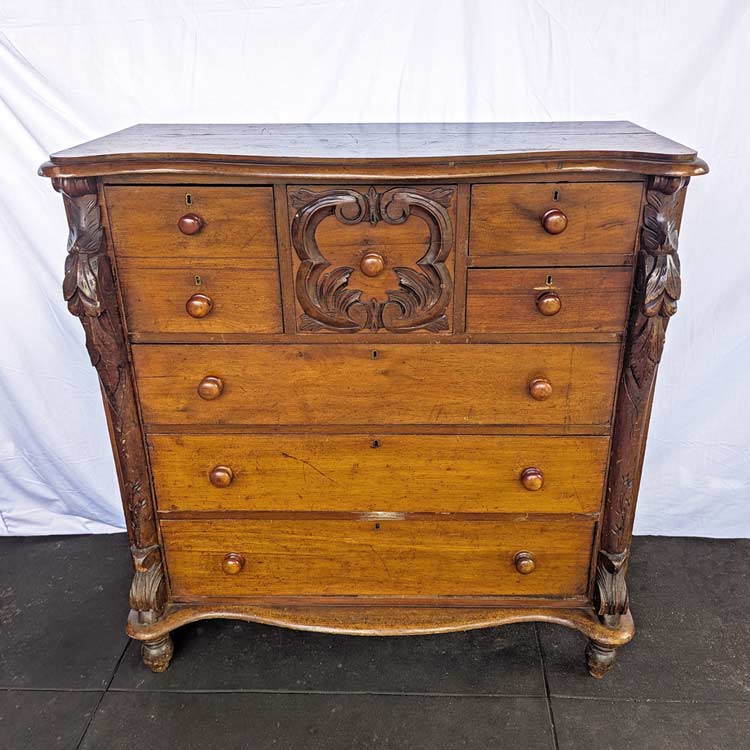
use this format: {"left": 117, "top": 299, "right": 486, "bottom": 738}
{"left": 221, "top": 552, "right": 245, "bottom": 575}
{"left": 186, "top": 293, "right": 213, "bottom": 318}
{"left": 360, "top": 252, "right": 386, "bottom": 277}
{"left": 514, "top": 551, "right": 536, "bottom": 575}
{"left": 209, "top": 465, "right": 234, "bottom": 488}
{"left": 541, "top": 209, "right": 568, "bottom": 235}
{"left": 528, "top": 377, "right": 553, "bottom": 401}
{"left": 177, "top": 213, "right": 204, "bottom": 235}
{"left": 197, "top": 376, "right": 223, "bottom": 400}
{"left": 536, "top": 291, "right": 562, "bottom": 316}
{"left": 520, "top": 467, "right": 544, "bottom": 491}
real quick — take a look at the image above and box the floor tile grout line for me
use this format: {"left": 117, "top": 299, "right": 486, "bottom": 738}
{"left": 534, "top": 623, "right": 560, "bottom": 750}
{"left": 74, "top": 640, "right": 131, "bottom": 750}
{"left": 104, "top": 688, "right": 548, "bottom": 698}
{"left": 0, "top": 687, "right": 107, "bottom": 693}
{"left": 549, "top": 694, "right": 750, "bottom": 704}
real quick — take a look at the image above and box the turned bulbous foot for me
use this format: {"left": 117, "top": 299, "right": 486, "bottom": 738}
{"left": 585, "top": 639, "right": 617, "bottom": 679}
{"left": 141, "top": 634, "right": 174, "bottom": 672}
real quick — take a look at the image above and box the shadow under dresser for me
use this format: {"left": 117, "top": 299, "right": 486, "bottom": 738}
{"left": 39, "top": 122, "right": 708, "bottom": 676}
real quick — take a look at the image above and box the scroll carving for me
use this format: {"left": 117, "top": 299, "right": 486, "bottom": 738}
{"left": 290, "top": 186, "right": 454, "bottom": 333}
{"left": 595, "top": 175, "right": 688, "bottom": 621}
{"left": 53, "top": 177, "right": 166, "bottom": 622}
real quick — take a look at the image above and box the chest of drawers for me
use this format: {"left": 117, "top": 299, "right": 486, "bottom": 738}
{"left": 40, "top": 122, "right": 707, "bottom": 677}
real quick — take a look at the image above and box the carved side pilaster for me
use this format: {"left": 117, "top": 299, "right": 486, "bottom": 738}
{"left": 53, "top": 177, "right": 166, "bottom": 624}
{"left": 595, "top": 175, "right": 688, "bottom": 622}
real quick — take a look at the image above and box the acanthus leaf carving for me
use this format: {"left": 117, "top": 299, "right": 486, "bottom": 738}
{"left": 290, "top": 185, "right": 454, "bottom": 333}
{"left": 53, "top": 177, "right": 165, "bottom": 621}
{"left": 598, "top": 175, "right": 688, "bottom": 621}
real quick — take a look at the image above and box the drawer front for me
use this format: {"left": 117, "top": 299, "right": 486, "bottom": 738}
{"left": 466, "top": 267, "right": 632, "bottom": 334}
{"left": 118, "top": 261, "right": 282, "bottom": 335}
{"left": 287, "top": 185, "right": 456, "bottom": 335}
{"left": 469, "top": 182, "right": 643, "bottom": 256}
{"left": 161, "top": 518, "right": 596, "bottom": 597}
{"left": 150, "top": 434, "right": 609, "bottom": 514}
{"left": 132, "top": 343, "right": 620, "bottom": 427}
{"left": 105, "top": 186, "right": 277, "bottom": 258}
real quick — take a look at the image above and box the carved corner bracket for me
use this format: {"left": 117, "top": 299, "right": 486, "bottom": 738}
{"left": 290, "top": 186, "right": 455, "bottom": 333}
{"left": 52, "top": 177, "right": 166, "bottom": 621}
{"left": 596, "top": 175, "right": 688, "bottom": 623}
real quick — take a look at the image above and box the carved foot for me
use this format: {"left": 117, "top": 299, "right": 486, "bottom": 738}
{"left": 585, "top": 639, "right": 617, "bottom": 679}
{"left": 141, "top": 634, "right": 174, "bottom": 673}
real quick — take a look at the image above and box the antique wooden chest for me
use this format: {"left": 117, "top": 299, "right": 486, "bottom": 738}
{"left": 40, "top": 122, "right": 707, "bottom": 676}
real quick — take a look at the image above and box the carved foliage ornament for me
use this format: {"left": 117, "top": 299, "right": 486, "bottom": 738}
{"left": 290, "top": 186, "right": 454, "bottom": 333}
{"left": 595, "top": 175, "right": 688, "bottom": 620}
{"left": 53, "top": 177, "right": 166, "bottom": 621}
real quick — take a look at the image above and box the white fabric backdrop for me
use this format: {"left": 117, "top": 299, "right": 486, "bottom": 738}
{"left": 1, "top": 0, "right": 748, "bottom": 537}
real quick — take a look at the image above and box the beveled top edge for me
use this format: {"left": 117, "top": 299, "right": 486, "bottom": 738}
{"left": 42, "top": 121, "right": 702, "bottom": 170}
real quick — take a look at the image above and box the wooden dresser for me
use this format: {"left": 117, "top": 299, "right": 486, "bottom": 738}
{"left": 40, "top": 122, "right": 707, "bottom": 677}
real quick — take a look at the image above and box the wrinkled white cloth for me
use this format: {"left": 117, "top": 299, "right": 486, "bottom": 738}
{"left": 0, "top": 0, "right": 747, "bottom": 536}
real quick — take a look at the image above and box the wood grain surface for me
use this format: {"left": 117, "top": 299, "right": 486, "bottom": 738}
{"left": 161, "top": 517, "right": 596, "bottom": 597}
{"left": 105, "top": 186, "right": 277, "bottom": 258}
{"left": 132, "top": 343, "right": 621, "bottom": 427}
{"left": 117, "top": 259, "right": 283, "bottom": 335}
{"left": 149, "top": 433, "right": 610, "bottom": 514}
{"left": 469, "top": 182, "right": 643, "bottom": 255}
{"left": 466, "top": 267, "right": 632, "bottom": 334}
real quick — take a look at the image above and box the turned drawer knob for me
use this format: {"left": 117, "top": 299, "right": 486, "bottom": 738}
{"left": 360, "top": 252, "right": 386, "bottom": 277}
{"left": 186, "top": 293, "right": 213, "bottom": 318}
{"left": 178, "top": 213, "right": 204, "bottom": 235}
{"left": 536, "top": 291, "right": 562, "bottom": 316}
{"left": 209, "top": 465, "right": 234, "bottom": 488}
{"left": 541, "top": 208, "right": 568, "bottom": 235}
{"left": 221, "top": 552, "right": 245, "bottom": 575}
{"left": 197, "top": 376, "right": 224, "bottom": 400}
{"left": 528, "top": 377, "right": 553, "bottom": 401}
{"left": 514, "top": 551, "right": 536, "bottom": 575}
{"left": 520, "top": 467, "right": 544, "bottom": 491}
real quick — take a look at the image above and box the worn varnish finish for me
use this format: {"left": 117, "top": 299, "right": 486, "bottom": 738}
{"left": 41, "top": 122, "right": 707, "bottom": 678}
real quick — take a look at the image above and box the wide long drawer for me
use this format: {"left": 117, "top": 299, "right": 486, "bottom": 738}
{"left": 161, "top": 518, "right": 596, "bottom": 598}
{"left": 150, "top": 434, "right": 609, "bottom": 514}
{"left": 132, "top": 344, "right": 621, "bottom": 427}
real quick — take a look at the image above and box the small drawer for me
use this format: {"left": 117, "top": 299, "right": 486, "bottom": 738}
{"left": 105, "top": 186, "right": 277, "bottom": 258}
{"left": 132, "top": 343, "right": 621, "bottom": 427}
{"left": 469, "top": 182, "right": 643, "bottom": 257}
{"left": 161, "top": 518, "right": 596, "bottom": 598}
{"left": 466, "top": 267, "right": 632, "bottom": 334}
{"left": 150, "top": 434, "right": 610, "bottom": 514}
{"left": 117, "top": 259, "right": 282, "bottom": 335}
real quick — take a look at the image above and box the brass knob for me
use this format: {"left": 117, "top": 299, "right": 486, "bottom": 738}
{"left": 514, "top": 551, "right": 536, "bottom": 575}
{"left": 197, "top": 376, "right": 223, "bottom": 400}
{"left": 528, "top": 377, "right": 553, "bottom": 401}
{"left": 178, "top": 213, "right": 204, "bottom": 235}
{"left": 360, "top": 252, "right": 386, "bottom": 277}
{"left": 209, "top": 465, "right": 234, "bottom": 488}
{"left": 520, "top": 467, "right": 544, "bottom": 491}
{"left": 221, "top": 552, "right": 245, "bottom": 575}
{"left": 186, "top": 293, "right": 213, "bottom": 318}
{"left": 541, "top": 208, "right": 568, "bottom": 235}
{"left": 536, "top": 291, "right": 562, "bottom": 316}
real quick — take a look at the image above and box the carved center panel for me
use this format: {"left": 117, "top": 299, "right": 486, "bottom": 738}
{"left": 289, "top": 185, "right": 456, "bottom": 333}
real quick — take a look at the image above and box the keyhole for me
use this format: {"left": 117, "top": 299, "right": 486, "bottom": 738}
{"left": 546, "top": 275, "right": 553, "bottom": 285}
{"left": 374, "top": 523, "right": 381, "bottom": 530}
{"left": 371, "top": 439, "right": 381, "bottom": 448}
{"left": 552, "top": 190, "right": 560, "bottom": 202}
{"left": 186, "top": 193, "right": 193, "bottom": 205}
{"left": 371, "top": 350, "right": 379, "bottom": 360}
{"left": 194, "top": 275, "right": 202, "bottom": 286}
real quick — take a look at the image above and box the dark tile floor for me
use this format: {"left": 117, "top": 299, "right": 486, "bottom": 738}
{"left": 1, "top": 535, "right": 748, "bottom": 749}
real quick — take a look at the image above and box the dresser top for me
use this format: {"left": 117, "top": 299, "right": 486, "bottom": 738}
{"left": 40, "top": 121, "right": 707, "bottom": 179}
